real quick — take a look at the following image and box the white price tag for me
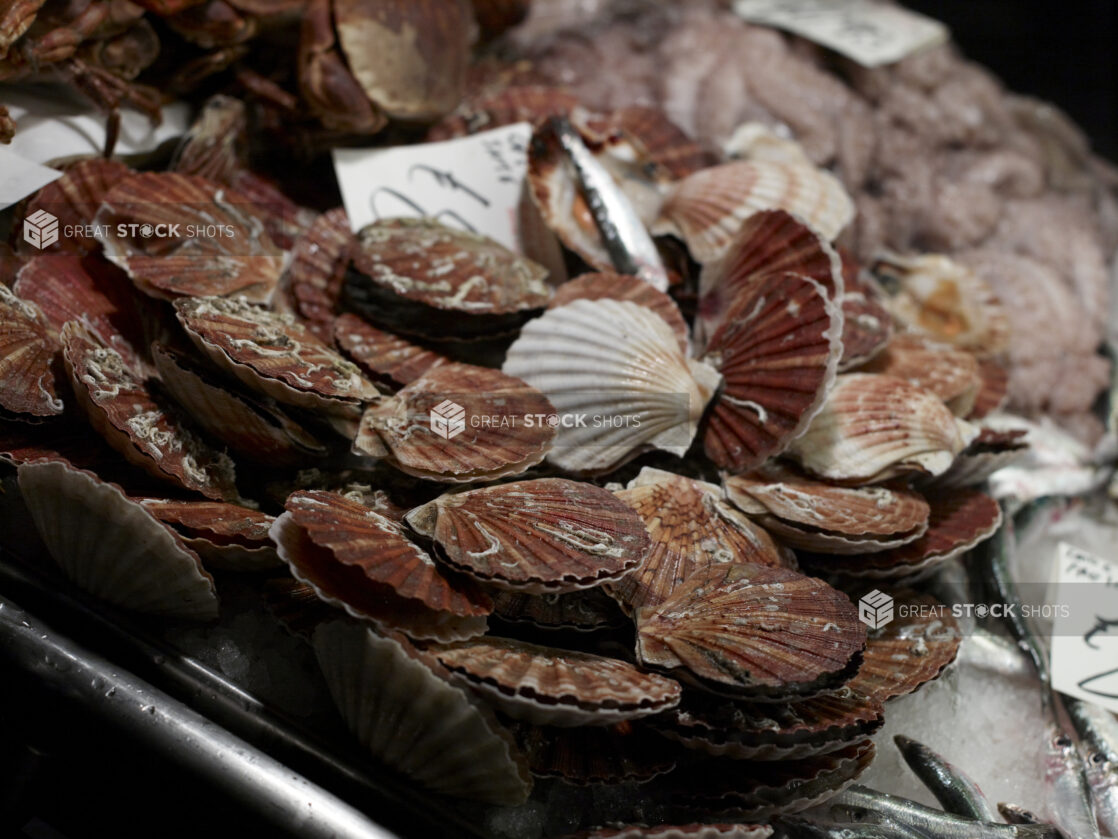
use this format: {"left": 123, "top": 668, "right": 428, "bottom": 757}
{"left": 332, "top": 122, "right": 533, "bottom": 252}
{"left": 732, "top": 0, "right": 949, "bottom": 68}
{"left": 0, "top": 147, "right": 62, "bottom": 211}
{"left": 1050, "top": 541, "right": 1118, "bottom": 713}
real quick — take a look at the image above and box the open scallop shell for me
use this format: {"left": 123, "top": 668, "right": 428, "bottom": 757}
{"left": 928, "top": 426, "right": 1028, "bottom": 488}
{"left": 512, "top": 721, "right": 677, "bottom": 785}
{"left": 272, "top": 489, "right": 491, "bottom": 642}
{"left": 18, "top": 460, "right": 218, "bottom": 620}
{"left": 152, "top": 343, "right": 328, "bottom": 466}
{"left": 428, "top": 636, "right": 681, "bottom": 727}
{"left": 654, "top": 161, "right": 855, "bottom": 264}
{"left": 405, "top": 477, "right": 651, "bottom": 594}
{"left": 333, "top": 313, "right": 448, "bottom": 388}
{"left": 858, "top": 333, "right": 982, "bottom": 417}
{"left": 18, "top": 158, "right": 131, "bottom": 254}
{"left": 503, "top": 299, "right": 721, "bottom": 473}
{"left": 723, "top": 466, "right": 930, "bottom": 555}
{"left": 0, "top": 284, "right": 63, "bottom": 418}
{"left": 61, "top": 321, "right": 239, "bottom": 501}
{"left": 607, "top": 467, "right": 794, "bottom": 616}
{"left": 636, "top": 562, "right": 865, "bottom": 700}
{"left": 490, "top": 588, "right": 629, "bottom": 633}
{"left": 345, "top": 217, "right": 550, "bottom": 340}
{"left": 139, "top": 497, "right": 281, "bottom": 572}
{"left": 551, "top": 272, "right": 690, "bottom": 354}
{"left": 700, "top": 272, "right": 843, "bottom": 474}
{"left": 356, "top": 361, "right": 556, "bottom": 482}
{"left": 94, "top": 172, "right": 284, "bottom": 303}
{"left": 312, "top": 621, "right": 531, "bottom": 805}
{"left": 175, "top": 295, "right": 380, "bottom": 417}
{"left": 786, "top": 373, "right": 978, "bottom": 485}
{"left": 284, "top": 207, "right": 354, "bottom": 343}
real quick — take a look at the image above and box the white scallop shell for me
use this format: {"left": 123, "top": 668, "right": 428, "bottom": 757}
{"left": 502, "top": 299, "right": 721, "bottom": 472}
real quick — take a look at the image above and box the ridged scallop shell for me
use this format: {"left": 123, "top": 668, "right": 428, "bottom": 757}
{"left": 19, "top": 158, "right": 131, "bottom": 254}
{"left": 836, "top": 249, "right": 893, "bottom": 370}
{"left": 809, "top": 489, "right": 1002, "bottom": 581}
{"left": 94, "top": 172, "right": 284, "bottom": 303}
{"left": 636, "top": 563, "right": 865, "bottom": 699}
{"left": 284, "top": 207, "right": 354, "bottom": 343}
{"left": 273, "top": 490, "right": 491, "bottom": 641}
{"left": 654, "top": 161, "right": 855, "bottom": 264}
{"left": 333, "top": 313, "right": 447, "bottom": 388}
{"left": 786, "top": 373, "right": 978, "bottom": 485}
{"left": 969, "top": 357, "right": 1009, "bottom": 419}
{"left": 0, "top": 284, "right": 63, "bottom": 418}
{"left": 491, "top": 588, "right": 629, "bottom": 633}
{"left": 18, "top": 460, "right": 218, "bottom": 620}
{"left": 503, "top": 299, "right": 721, "bottom": 473}
{"left": 333, "top": 0, "right": 474, "bottom": 120}
{"left": 406, "top": 477, "right": 651, "bottom": 594}
{"left": 312, "top": 621, "right": 531, "bottom": 805}
{"left": 152, "top": 343, "right": 327, "bottom": 466}
{"left": 847, "top": 590, "right": 961, "bottom": 702}
{"left": 175, "top": 296, "right": 380, "bottom": 416}
{"left": 357, "top": 361, "right": 556, "bottom": 482}
{"left": 929, "top": 426, "right": 1028, "bottom": 488}
{"left": 701, "top": 272, "right": 843, "bottom": 474}
{"left": 170, "top": 94, "right": 245, "bottom": 184}
{"left": 859, "top": 333, "right": 982, "bottom": 417}
{"left": 139, "top": 497, "right": 281, "bottom": 571}
{"left": 607, "top": 467, "right": 793, "bottom": 616}
{"left": 227, "top": 170, "right": 317, "bottom": 251}
{"left": 874, "top": 253, "right": 1010, "bottom": 358}
{"left": 550, "top": 272, "right": 690, "bottom": 353}
{"left": 512, "top": 721, "right": 677, "bottom": 785}
{"left": 346, "top": 218, "right": 551, "bottom": 340}
{"left": 582, "top": 106, "right": 717, "bottom": 181}
{"left": 61, "top": 321, "right": 239, "bottom": 501}
{"left": 427, "top": 84, "right": 578, "bottom": 141}
{"left": 428, "top": 636, "right": 681, "bottom": 726}
{"left": 569, "top": 825, "right": 772, "bottom": 839}
{"left": 651, "top": 686, "right": 884, "bottom": 761}
{"left": 696, "top": 209, "right": 842, "bottom": 347}
{"left": 723, "top": 466, "right": 930, "bottom": 555}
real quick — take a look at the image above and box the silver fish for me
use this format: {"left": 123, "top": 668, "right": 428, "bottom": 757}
{"left": 830, "top": 784, "right": 1063, "bottom": 839}
{"left": 1064, "top": 695, "right": 1118, "bottom": 836}
{"left": 550, "top": 115, "right": 671, "bottom": 292}
{"left": 895, "top": 734, "right": 998, "bottom": 822}
{"left": 775, "top": 815, "right": 923, "bottom": 838}
{"left": 1043, "top": 724, "right": 1101, "bottom": 839}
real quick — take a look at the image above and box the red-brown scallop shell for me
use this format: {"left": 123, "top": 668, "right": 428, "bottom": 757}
{"left": 429, "top": 636, "right": 681, "bottom": 727}
{"left": 858, "top": 333, "right": 982, "bottom": 417}
{"left": 283, "top": 207, "right": 354, "bottom": 343}
{"left": 550, "top": 272, "right": 690, "bottom": 353}
{"left": 139, "top": 497, "right": 281, "bottom": 571}
{"left": 700, "top": 271, "right": 843, "bottom": 474}
{"left": 969, "top": 357, "right": 1010, "bottom": 419}
{"left": 18, "top": 158, "right": 132, "bottom": 254}
{"left": 405, "top": 477, "right": 651, "bottom": 593}
{"left": 356, "top": 362, "right": 556, "bottom": 482}
{"left": 0, "top": 284, "right": 63, "bottom": 419}
{"left": 94, "top": 172, "right": 284, "bottom": 303}
{"left": 333, "top": 313, "right": 448, "bottom": 388}
{"left": 607, "top": 468, "right": 793, "bottom": 616}
{"left": 582, "top": 106, "right": 718, "bottom": 181}
{"left": 636, "top": 562, "right": 866, "bottom": 699}
{"left": 427, "top": 84, "right": 579, "bottom": 141}
{"left": 512, "top": 721, "right": 678, "bottom": 785}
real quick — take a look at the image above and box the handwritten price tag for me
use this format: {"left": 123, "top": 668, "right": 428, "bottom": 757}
{"left": 332, "top": 123, "right": 533, "bottom": 252}
{"left": 732, "top": 0, "right": 948, "bottom": 68}
{"left": 1051, "top": 542, "right": 1118, "bottom": 713}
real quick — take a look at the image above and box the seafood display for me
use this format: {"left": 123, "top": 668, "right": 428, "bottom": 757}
{"left": 1, "top": 1, "right": 1117, "bottom": 837}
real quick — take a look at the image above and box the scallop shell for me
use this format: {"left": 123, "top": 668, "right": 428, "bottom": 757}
{"left": 969, "top": 357, "right": 1010, "bottom": 419}
{"left": 61, "top": 321, "right": 239, "bottom": 501}
{"left": 333, "top": 0, "right": 475, "bottom": 120}
{"left": 94, "top": 172, "right": 284, "bottom": 303}
{"left": 700, "top": 272, "right": 843, "bottom": 474}
{"left": 651, "top": 686, "right": 884, "bottom": 761}
{"left": 18, "top": 158, "right": 131, "bottom": 254}
{"left": 226, "top": 170, "right": 317, "bottom": 251}
{"left": 491, "top": 588, "right": 629, "bottom": 633}
{"left": 175, "top": 296, "right": 380, "bottom": 416}
{"left": 835, "top": 252, "right": 893, "bottom": 370}
{"left": 427, "top": 84, "right": 578, "bottom": 141}
{"left": 312, "top": 621, "right": 531, "bottom": 805}
{"left": 405, "top": 477, "right": 651, "bottom": 594}
{"left": 809, "top": 489, "right": 1002, "bottom": 581}
{"left": 847, "top": 590, "right": 961, "bottom": 702}
{"left": 696, "top": 209, "right": 842, "bottom": 347}
{"left": 357, "top": 361, "right": 556, "bottom": 482}
{"left": 428, "top": 636, "right": 681, "bottom": 727}
{"left": 0, "top": 284, "right": 63, "bottom": 418}
{"left": 550, "top": 272, "right": 690, "bottom": 354}
{"left": 583, "top": 106, "right": 717, "bottom": 181}
{"left": 333, "top": 312, "right": 448, "bottom": 388}
{"left": 874, "top": 253, "right": 1010, "bottom": 358}
{"left": 346, "top": 218, "right": 551, "bottom": 340}
{"left": 723, "top": 466, "right": 930, "bottom": 555}
{"left": 503, "top": 299, "right": 721, "bottom": 473}
{"left": 654, "top": 161, "right": 855, "bottom": 264}
{"left": 786, "top": 373, "right": 978, "bottom": 485}
{"left": 170, "top": 93, "right": 246, "bottom": 184}
{"left": 512, "top": 721, "right": 677, "bottom": 785}
{"left": 273, "top": 490, "right": 491, "bottom": 641}
{"left": 858, "top": 333, "right": 982, "bottom": 417}
{"left": 139, "top": 497, "right": 281, "bottom": 571}
{"left": 568, "top": 825, "right": 772, "bottom": 839}
{"left": 152, "top": 343, "right": 328, "bottom": 466}
{"left": 18, "top": 460, "right": 218, "bottom": 620}
{"left": 607, "top": 467, "right": 793, "bottom": 616}
{"left": 636, "top": 562, "right": 865, "bottom": 700}
{"left": 284, "top": 207, "right": 354, "bottom": 343}
{"left": 929, "top": 426, "right": 1028, "bottom": 488}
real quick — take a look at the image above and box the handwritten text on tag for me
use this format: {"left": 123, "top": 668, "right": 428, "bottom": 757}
{"left": 1051, "top": 542, "right": 1118, "bottom": 713}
